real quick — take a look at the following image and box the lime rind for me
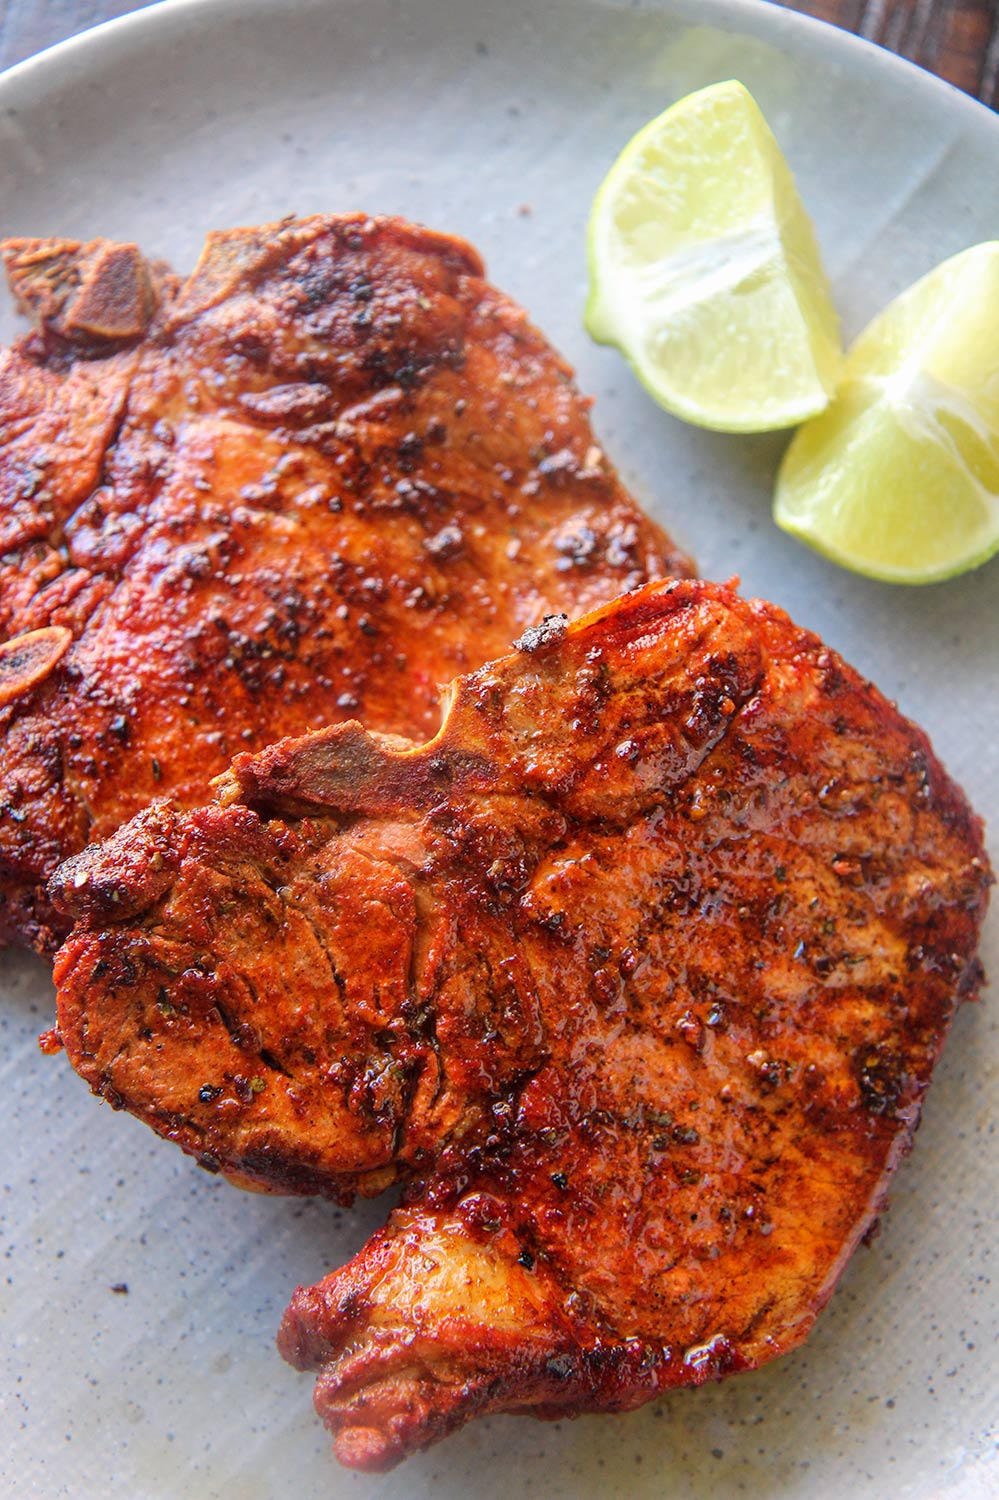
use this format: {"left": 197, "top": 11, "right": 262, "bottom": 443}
{"left": 775, "top": 509, "right": 999, "bottom": 586}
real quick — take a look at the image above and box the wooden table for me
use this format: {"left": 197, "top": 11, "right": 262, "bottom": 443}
{"left": 0, "top": 0, "right": 996, "bottom": 107}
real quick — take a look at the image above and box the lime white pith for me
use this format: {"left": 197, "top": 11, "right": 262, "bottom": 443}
{"left": 586, "top": 80, "right": 842, "bottom": 433}
{"left": 775, "top": 242, "right": 999, "bottom": 584}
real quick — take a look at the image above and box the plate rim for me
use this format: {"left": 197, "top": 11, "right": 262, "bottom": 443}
{"left": 0, "top": 2, "right": 995, "bottom": 1495}
{"left": 1, "top": 0, "right": 998, "bottom": 153}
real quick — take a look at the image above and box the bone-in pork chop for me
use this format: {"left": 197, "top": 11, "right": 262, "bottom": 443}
{"left": 51, "top": 578, "right": 990, "bottom": 1470}
{"left": 0, "top": 214, "right": 689, "bottom": 951}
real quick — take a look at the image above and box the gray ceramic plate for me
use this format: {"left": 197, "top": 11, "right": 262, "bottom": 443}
{"left": 0, "top": 1, "right": 996, "bottom": 1496}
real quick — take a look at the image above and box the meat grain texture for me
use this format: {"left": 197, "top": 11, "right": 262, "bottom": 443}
{"left": 52, "top": 579, "right": 991, "bottom": 1471}
{"left": 0, "top": 215, "right": 688, "bottom": 951}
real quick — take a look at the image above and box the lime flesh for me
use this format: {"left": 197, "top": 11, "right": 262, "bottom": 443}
{"left": 775, "top": 242, "right": 999, "bottom": 584}
{"left": 586, "top": 80, "right": 842, "bottom": 433}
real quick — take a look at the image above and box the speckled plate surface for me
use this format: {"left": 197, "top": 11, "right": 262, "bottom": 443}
{"left": 0, "top": 1, "right": 996, "bottom": 1495}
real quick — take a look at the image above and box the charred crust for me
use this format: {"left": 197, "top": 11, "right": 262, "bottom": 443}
{"left": 854, "top": 1044, "right": 908, "bottom": 1117}
{"left": 514, "top": 614, "right": 568, "bottom": 654}
{"left": 3, "top": 238, "right": 158, "bottom": 346}
{"left": 0, "top": 625, "right": 72, "bottom": 708}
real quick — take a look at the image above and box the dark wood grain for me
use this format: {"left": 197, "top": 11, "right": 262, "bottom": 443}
{"left": 0, "top": 0, "right": 995, "bottom": 108}
{"left": 779, "top": 0, "right": 999, "bottom": 104}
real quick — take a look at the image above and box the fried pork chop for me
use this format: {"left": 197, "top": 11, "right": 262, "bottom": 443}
{"left": 51, "top": 578, "right": 990, "bottom": 1470}
{"left": 0, "top": 214, "right": 689, "bottom": 951}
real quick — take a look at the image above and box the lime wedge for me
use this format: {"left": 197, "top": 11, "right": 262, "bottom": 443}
{"left": 586, "top": 80, "right": 842, "bottom": 433}
{"left": 775, "top": 242, "right": 999, "bottom": 584}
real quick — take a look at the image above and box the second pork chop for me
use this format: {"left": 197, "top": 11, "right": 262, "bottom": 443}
{"left": 51, "top": 578, "right": 990, "bottom": 1468}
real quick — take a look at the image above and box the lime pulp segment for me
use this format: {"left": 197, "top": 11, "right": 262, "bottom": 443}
{"left": 586, "top": 80, "right": 843, "bottom": 433}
